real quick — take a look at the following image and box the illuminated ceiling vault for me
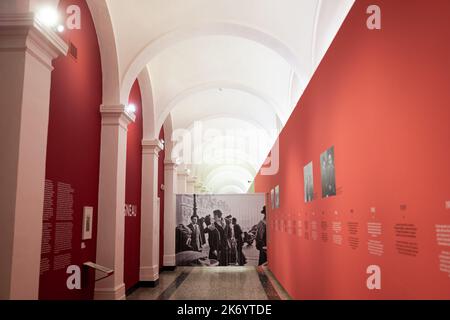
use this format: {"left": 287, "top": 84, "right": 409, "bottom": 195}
{"left": 33, "top": 0, "right": 355, "bottom": 193}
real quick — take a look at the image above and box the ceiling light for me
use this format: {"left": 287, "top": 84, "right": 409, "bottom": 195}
{"left": 36, "top": 7, "right": 59, "bottom": 28}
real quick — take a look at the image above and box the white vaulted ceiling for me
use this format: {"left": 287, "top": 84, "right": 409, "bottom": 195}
{"left": 34, "top": 0, "right": 355, "bottom": 193}
{"left": 109, "top": 0, "right": 354, "bottom": 194}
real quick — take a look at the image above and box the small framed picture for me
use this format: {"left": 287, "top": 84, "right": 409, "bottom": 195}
{"left": 270, "top": 188, "right": 275, "bottom": 209}
{"left": 304, "top": 162, "right": 314, "bottom": 203}
{"left": 275, "top": 185, "right": 280, "bottom": 209}
{"left": 321, "top": 146, "right": 336, "bottom": 198}
{"left": 82, "top": 207, "right": 93, "bottom": 240}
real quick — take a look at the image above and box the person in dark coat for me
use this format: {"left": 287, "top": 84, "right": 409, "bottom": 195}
{"left": 224, "top": 215, "right": 236, "bottom": 265}
{"left": 198, "top": 217, "right": 206, "bottom": 245}
{"left": 213, "top": 209, "right": 229, "bottom": 266}
{"left": 176, "top": 224, "right": 192, "bottom": 253}
{"left": 206, "top": 222, "right": 220, "bottom": 261}
{"left": 232, "top": 217, "right": 246, "bottom": 265}
{"left": 187, "top": 215, "right": 203, "bottom": 252}
{"left": 256, "top": 206, "right": 267, "bottom": 265}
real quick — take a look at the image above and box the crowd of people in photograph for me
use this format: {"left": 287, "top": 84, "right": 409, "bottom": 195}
{"left": 176, "top": 206, "right": 267, "bottom": 266}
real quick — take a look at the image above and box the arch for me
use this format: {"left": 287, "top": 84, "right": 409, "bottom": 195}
{"left": 162, "top": 112, "right": 175, "bottom": 161}
{"left": 204, "top": 165, "right": 255, "bottom": 188}
{"left": 207, "top": 173, "right": 250, "bottom": 194}
{"left": 217, "top": 185, "right": 246, "bottom": 194}
{"left": 156, "top": 81, "right": 287, "bottom": 133}
{"left": 86, "top": 0, "right": 121, "bottom": 105}
{"left": 181, "top": 114, "right": 276, "bottom": 139}
{"left": 120, "top": 21, "right": 309, "bottom": 104}
{"left": 191, "top": 145, "right": 266, "bottom": 167}
{"left": 137, "top": 68, "right": 157, "bottom": 140}
{"left": 194, "top": 161, "right": 257, "bottom": 183}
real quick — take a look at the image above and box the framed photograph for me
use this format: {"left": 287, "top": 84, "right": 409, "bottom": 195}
{"left": 320, "top": 146, "right": 336, "bottom": 198}
{"left": 82, "top": 206, "right": 93, "bottom": 240}
{"left": 270, "top": 188, "right": 275, "bottom": 209}
{"left": 275, "top": 185, "right": 280, "bottom": 209}
{"left": 175, "top": 194, "right": 266, "bottom": 267}
{"left": 304, "top": 162, "right": 314, "bottom": 203}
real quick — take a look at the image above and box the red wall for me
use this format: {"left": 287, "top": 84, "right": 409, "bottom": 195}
{"left": 255, "top": 0, "right": 450, "bottom": 299}
{"left": 40, "top": 0, "right": 102, "bottom": 300}
{"left": 158, "top": 128, "right": 165, "bottom": 269}
{"left": 124, "top": 81, "right": 143, "bottom": 290}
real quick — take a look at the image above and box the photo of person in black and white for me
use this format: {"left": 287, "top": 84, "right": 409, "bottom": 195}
{"left": 175, "top": 194, "right": 265, "bottom": 267}
{"left": 321, "top": 146, "right": 336, "bottom": 198}
{"left": 256, "top": 206, "right": 267, "bottom": 266}
{"left": 304, "top": 162, "right": 314, "bottom": 203}
{"left": 270, "top": 189, "right": 275, "bottom": 210}
{"left": 187, "top": 215, "right": 203, "bottom": 252}
{"left": 224, "top": 215, "right": 236, "bottom": 265}
{"left": 274, "top": 186, "right": 280, "bottom": 209}
{"left": 232, "top": 217, "right": 246, "bottom": 266}
{"left": 213, "top": 210, "right": 229, "bottom": 266}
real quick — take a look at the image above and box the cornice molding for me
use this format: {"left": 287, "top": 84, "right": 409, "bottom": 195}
{"left": 164, "top": 160, "right": 179, "bottom": 170}
{"left": 0, "top": 13, "right": 68, "bottom": 69}
{"left": 100, "top": 104, "right": 136, "bottom": 129}
{"left": 142, "top": 139, "right": 164, "bottom": 155}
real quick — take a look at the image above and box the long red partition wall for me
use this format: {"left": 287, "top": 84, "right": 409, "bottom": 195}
{"left": 40, "top": 0, "right": 145, "bottom": 299}
{"left": 40, "top": 0, "right": 102, "bottom": 299}
{"left": 124, "top": 81, "right": 144, "bottom": 291}
{"left": 255, "top": 0, "right": 450, "bottom": 299}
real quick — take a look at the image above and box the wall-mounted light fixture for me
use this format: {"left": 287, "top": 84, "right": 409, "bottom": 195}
{"left": 36, "top": 7, "right": 65, "bottom": 33}
{"left": 126, "top": 104, "right": 137, "bottom": 114}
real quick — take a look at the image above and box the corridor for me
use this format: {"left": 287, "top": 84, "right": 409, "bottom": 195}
{"left": 1, "top": 0, "right": 450, "bottom": 305}
{"left": 128, "top": 267, "right": 290, "bottom": 300}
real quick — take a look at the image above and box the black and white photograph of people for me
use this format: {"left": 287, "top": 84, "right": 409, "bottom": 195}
{"left": 321, "top": 146, "right": 336, "bottom": 198}
{"left": 304, "top": 161, "right": 314, "bottom": 203}
{"left": 274, "top": 185, "right": 280, "bottom": 209}
{"left": 270, "top": 189, "right": 275, "bottom": 209}
{"left": 256, "top": 206, "right": 267, "bottom": 266}
{"left": 175, "top": 206, "right": 267, "bottom": 267}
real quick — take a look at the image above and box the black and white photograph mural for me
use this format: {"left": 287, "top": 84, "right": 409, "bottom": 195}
{"left": 304, "top": 162, "right": 314, "bottom": 203}
{"left": 321, "top": 146, "right": 336, "bottom": 198}
{"left": 176, "top": 194, "right": 267, "bottom": 267}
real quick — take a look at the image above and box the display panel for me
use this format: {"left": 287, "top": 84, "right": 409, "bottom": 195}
{"left": 176, "top": 194, "right": 266, "bottom": 267}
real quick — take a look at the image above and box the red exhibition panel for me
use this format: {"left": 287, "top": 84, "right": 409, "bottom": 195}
{"left": 255, "top": 0, "right": 450, "bottom": 300}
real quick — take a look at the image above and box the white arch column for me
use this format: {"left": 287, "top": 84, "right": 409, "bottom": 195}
{"left": 139, "top": 139, "right": 164, "bottom": 285}
{"left": 94, "top": 105, "right": 135, "bottom": 300}
{"left": 163, "top": 160, "right": 178, "bottom": 268}
{"left": 0, "top": 13, "right": 67, "bottom": 300}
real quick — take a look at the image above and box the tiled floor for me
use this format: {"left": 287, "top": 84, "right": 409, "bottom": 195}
{"left": 127, "top": 266, "right": 291, "bottom": 300}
